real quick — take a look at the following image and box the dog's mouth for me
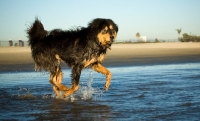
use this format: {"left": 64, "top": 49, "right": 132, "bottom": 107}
{"left": 106, "top": 43, "right": 112, "bottom": 50}
{"left": 106, "top": 46, "right": 111, "bottom": 50}
{"left": 99, "top": 40, "right": 113, "bottom": 50}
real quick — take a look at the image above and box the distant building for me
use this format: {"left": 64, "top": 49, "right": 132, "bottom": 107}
{"left": 19, "top": 40, "right": 24, "bottom": 47}
{"left": 9, "top": 40, "right": 13, "bottom": 46}
{"left": 140, "top": 36, "right": 147, "bottom": 42}
{"left": 137, "top": 36, "right": 147, "bottom": 42}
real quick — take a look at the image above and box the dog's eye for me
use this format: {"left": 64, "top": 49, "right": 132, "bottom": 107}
{"left": 111, "top": 30, "right": 115, "bottom": 34}
{"left": 108, "top": 30, "right": 115, "bottom": 35}
{"left": 102, "top": 30, "right": 107, "bottom": 34}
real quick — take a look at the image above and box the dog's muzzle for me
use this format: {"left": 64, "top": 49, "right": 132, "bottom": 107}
{"left": 106, "top": 38, "right": 114, "bottom": 50}
{"left": 110, "top": 35, "right": 114, "bottom": 40}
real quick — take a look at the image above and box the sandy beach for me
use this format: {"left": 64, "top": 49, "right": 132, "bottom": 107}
{"left": 0, "top": 42, "right": 200, "bottom": 72}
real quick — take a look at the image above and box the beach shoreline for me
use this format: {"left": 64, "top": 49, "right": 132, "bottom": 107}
{"left": 0, "top": 42, "right": 200, "bottom": 72}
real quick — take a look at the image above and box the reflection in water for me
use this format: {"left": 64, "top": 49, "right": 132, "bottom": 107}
{"left": 40, "top": 100, "right": 112, "bottom": 121}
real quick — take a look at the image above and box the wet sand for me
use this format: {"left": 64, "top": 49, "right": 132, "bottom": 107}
{"left": 0, "top": 43, "right": 200, "bottom": 72}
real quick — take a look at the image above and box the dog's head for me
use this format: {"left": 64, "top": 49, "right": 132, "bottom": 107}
{"left": 88, "top": 18, "right": 118, "bottom": 49}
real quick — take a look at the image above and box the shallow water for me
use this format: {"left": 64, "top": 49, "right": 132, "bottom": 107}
{"left": 0, "top": 63, "right": 200, "bottom": 120}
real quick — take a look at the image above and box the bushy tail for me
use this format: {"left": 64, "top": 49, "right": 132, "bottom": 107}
{"left": 27, "top": 18, "right": 47, "bottom": 46}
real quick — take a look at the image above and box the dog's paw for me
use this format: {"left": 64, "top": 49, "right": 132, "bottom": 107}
{"left": 59, "top": 84, "right": 69, "bottom": 91}
{"left": 63, "top": 85, "right": 79, "bottom": 97}
{"left": 104, "top": 83, "right": 110, "bottom": 91}
{"left": 63, "top": 89, "right": 74, "bottom": 97}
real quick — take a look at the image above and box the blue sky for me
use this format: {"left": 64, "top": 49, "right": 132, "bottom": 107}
{"left": 0, "top": 0, "right": 199, "bottom": 41}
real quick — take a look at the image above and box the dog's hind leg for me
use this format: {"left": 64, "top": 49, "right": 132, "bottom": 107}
{"left": 49, "top": 55, "right": 69, "bottom": 96}
{"left": 50, "top": 66, "right": 68, "bottom": 96}
{"left": 49, "top": 74, "right": 60, "bottom": 96}
{"left": 64, "top": 65, "right": 83, "bottom": 97}
{"left": 92, "top": 63, "right": 112, "bottom": 91}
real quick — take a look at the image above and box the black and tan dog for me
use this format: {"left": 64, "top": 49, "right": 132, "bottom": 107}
{"left": 27, "top": 18, "right": 118, "bottom": 97}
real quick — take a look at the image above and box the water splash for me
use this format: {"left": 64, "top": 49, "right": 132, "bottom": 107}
{"left": 79, "top": 71, "right": 95, "bottom": 100}
{"left": 42, "top": 94, "right": 53, "bottom": 99}
{"left": 18, "top": 87, "right": 36, "bottom": 99}
{"left": 64, "top": 71, "right": 104, "bottom": 101}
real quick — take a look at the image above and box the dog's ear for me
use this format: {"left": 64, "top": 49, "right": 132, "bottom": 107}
{"left": 88, "top": 18, "right": 104, "bottom": 29}
{"left": 115, "top": 25, "right": 118, "bottom": 33}
{"left": 110, "top": 20, "right": 118, "bottom": 33}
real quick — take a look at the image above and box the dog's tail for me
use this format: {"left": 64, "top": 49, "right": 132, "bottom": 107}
{"left": 27, "top": 18, "right": 47, "bottom": 46}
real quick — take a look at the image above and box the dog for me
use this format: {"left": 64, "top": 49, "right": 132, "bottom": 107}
{"left": 27, "top": 18, "right": 118, "bottom": 97}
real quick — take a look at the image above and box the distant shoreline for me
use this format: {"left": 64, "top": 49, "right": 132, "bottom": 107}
{"left": 0, "top": 43, "right": 200, "bottom": 72}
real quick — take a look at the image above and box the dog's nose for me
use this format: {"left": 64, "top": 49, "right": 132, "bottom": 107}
{"left": 110, "top": 36, "right": 114, "bottom": 39}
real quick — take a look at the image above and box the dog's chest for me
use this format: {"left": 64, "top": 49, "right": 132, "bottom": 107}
{"left": 83, "top": 54, "right": 105, "bottom": 68}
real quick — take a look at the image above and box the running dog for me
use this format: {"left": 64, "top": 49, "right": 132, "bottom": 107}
{"left": 27, "top": 18, "right": 118, "bottom": 97}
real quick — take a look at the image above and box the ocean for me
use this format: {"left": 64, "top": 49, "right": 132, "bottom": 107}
{"left": 0, "top": 62, "right": 200, "bottom": 120}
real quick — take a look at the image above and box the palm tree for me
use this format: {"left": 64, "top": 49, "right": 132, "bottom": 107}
{"left": 136, "top": 32, "right": 140, "bottom": 41}
{"left": 176, "top": 28, "right": 182, "bottom": 38}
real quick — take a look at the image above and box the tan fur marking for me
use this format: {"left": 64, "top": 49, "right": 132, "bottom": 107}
{"left": 52, "top": 74, "right": 69, "bottom": 91}
{"left": 64, "top": 84, "right": 79, "bottom": 97}
{"left": 97, "top": 54, "right": 105, "bottom": 62}
{"left": 105, "top": 26, "right": 108, "bottom": 30}
{"left": 92, "top": 63, "right": 111, "bottom": 90}
{"left": 55, "top": 54, "right": 60, "bottom": 60}
{"left": 83, "top": 54, "right": 105, "bottom": 68}
{"left": 109, "top": 25, "right": 113, "bottom": 29}
{"left": 83, "top": 58, "right": 96, "bottom": 68}
{"left": 97, "top": 32, "right": 110, "bottom": 46}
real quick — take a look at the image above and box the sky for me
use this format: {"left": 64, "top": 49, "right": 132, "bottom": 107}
{"left": 0, "top": 0, "right": 200, "bottom": 41}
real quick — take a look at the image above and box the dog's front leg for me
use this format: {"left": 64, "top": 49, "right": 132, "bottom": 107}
{"left": 64, "top": 65, "right": 83, "bottom": 97}
{"left": 92, "top": 63, "right": 112, "bottom": 90}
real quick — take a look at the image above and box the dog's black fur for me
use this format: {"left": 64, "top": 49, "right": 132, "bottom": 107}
{"left": 27, "top": 18, "right": 118, "bottom": 97}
